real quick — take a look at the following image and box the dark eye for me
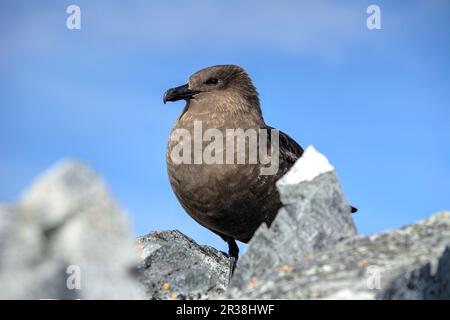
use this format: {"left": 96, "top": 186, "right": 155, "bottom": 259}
{"left": 204, "top": 77, "right": 219, "bottom": 85}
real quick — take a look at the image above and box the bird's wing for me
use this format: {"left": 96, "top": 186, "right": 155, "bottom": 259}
{"left": 264, "top": 125, "right": 304, "bottom": 164}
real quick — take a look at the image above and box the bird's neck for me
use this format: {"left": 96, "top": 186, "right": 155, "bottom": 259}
{"left": 177, "top": 94, "right": 265, "bottom": 129}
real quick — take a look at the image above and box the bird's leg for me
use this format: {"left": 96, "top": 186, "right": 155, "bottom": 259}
{"left": 227, "top": 239, "right": 239, "bottom": 284}
{"left": 220, "top": 235, "right": 239, "bottom": 283}
{"left": 227, "top": 238, "right": 239, "bottom": 258}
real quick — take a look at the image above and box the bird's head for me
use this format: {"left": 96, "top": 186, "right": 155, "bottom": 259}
{"left": 163, "top": 65, "right": 260, "bottom": 112}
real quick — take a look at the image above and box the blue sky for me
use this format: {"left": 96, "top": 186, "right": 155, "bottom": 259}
{"left": 1, "top": 0, "right": 449, "bottom": 253}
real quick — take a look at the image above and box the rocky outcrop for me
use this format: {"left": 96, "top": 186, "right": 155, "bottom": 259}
{"left": 226, "top": 146, "right": 449, "bottom": 299}
{"left": 229, "top": 146, "right": 358, "bottom": 290}
{"left": 0, "top": 160, "right": 145, "bottom": 299}
{"left": 227, "top": 211, "right": 450, "bottom": 299}
{"left": 0, "top": 147, "right": 448, "bottom": 300}
{"left": 136, "top": 230, "right": 231, "bottom": 299}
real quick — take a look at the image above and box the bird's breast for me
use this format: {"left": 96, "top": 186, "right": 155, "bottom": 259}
{"left": 166, "top": 119, "right": 271, "bottom": 205}
{"left": 165, "top": 112, "right": 281, "bottom": 241}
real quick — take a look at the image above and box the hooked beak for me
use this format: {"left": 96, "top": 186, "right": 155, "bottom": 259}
{"left": 163, "top": 84, "right": 200, "bottom": 104}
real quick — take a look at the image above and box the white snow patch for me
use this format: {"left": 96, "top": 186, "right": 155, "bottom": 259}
{"left": 277, "top": 145, "right": 334, "bottom": 185}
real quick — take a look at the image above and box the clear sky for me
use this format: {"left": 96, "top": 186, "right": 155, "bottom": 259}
{"left": 1, "top": 1, "right": 449, "bottom": 253}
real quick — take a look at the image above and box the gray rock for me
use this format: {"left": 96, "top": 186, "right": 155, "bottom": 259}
{"left": 1, "top": 150, "right": 449, "bottom": 300}
{"left": 227, "top": 147, "right": 449, "bottom": 299}
{"left": 0, "top": 160, "right": 145, "bottom": 299}
{"left": 137, "top": 230, "right": 231, "bottom": 300}
{"left": 229, "top": 146, "right": 357, "bottom": 291}
{"left": 377, "top": 245, "right": 450, "bottom": 300}
{"left": 0, "top": 204, "right": 15, "bottom": 258}
{"left": 228, "top": 212, "right": 450, "bottom": 299}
